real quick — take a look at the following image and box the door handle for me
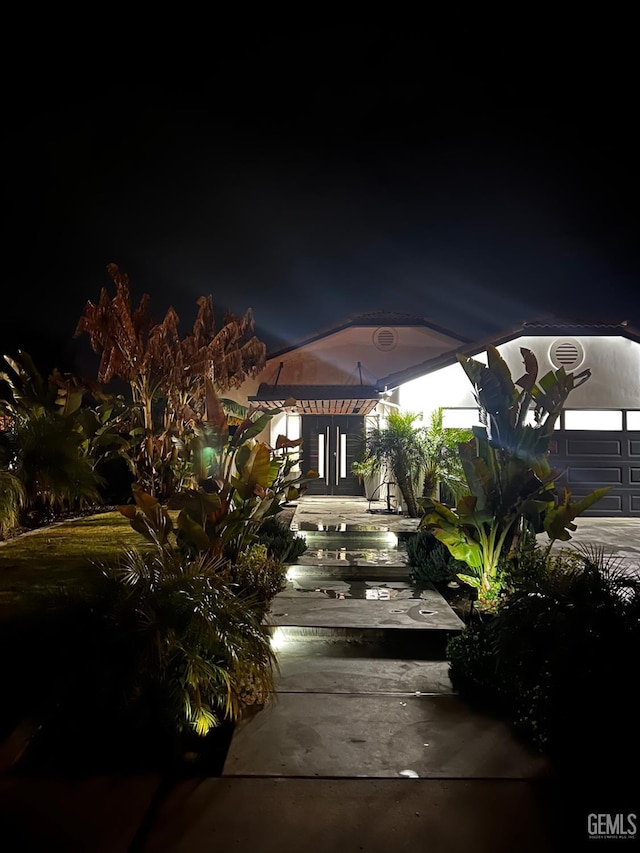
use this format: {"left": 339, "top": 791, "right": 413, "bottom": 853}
{"left": 325, "top": 426, "right": 330, "bottom": 486}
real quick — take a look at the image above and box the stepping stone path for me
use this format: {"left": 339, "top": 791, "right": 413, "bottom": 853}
{"left": 142, "top": 499, "right": 557, "bottom": 852}
{"left": 223, "top": 498, "right": 550, "bottom": 781}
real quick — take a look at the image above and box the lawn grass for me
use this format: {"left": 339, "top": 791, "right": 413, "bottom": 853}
{"left": 0, "top": 511, "right": 153, "bottom": 606}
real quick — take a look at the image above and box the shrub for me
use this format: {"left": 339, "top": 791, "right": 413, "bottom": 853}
{"left": 407, "top": 529, "right": 465, "bottom": 584}
{"left": 100, "top": 545, "right": 277, "bottom": 733}
{"left": 447, "top": 544, "right": 640, "bottom": 769}
{"left": 446, "top": 622, "right": 510, "bottom": 710}
{"left": 0, "top": 469, "right": 25, "bottom": 539}
{"left": 257, "top": 516, "right": 307, "bottom": 563}
{"left": 13, "top": 540, "right": 277, "bottom": 771}
{"left": 223, "top": 542, "right": 288, "bottom": 616}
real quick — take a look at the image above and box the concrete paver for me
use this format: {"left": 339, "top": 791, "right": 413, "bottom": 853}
{"left": 223, "top": 693, "right": 551, "bottom": 779}
{"left": 274, "top": 651, "right": 454, "bottom": 694}
{"left": 268, "top": 583, "right": 464, "bottom": 631}
{"left": 291, "top": 496, "right": 421, "bottom": 534}
{"left": 293, "top": 497, "right": 640, "bottom": 555}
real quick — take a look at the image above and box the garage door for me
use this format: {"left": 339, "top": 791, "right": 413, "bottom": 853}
{"left": 550, "top": 410, "right": 640, "bottom": 517}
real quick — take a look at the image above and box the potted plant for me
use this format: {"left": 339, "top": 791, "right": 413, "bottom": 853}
{"left": 351, "top": 458, "right": 378, "bottom": 500}
{"left": 357, "top": 412, "right": 425, "bottom": 517}
{"left": 420, "top": 407, "right": 472, "bottom": 504}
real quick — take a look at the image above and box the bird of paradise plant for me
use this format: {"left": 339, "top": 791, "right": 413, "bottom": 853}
{"left": 420, "top": 345, "right": 610, "bottom": 608}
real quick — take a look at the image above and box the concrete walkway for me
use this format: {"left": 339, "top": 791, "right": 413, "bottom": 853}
{"left": 148, "top": 496, "right": 556, "bottom": 850}
{"left": 221, "top": 497, "right": 549, "bottom": 784}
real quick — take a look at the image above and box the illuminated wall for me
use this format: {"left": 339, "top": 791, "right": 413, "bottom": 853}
{"left": 228, "top": 322, "right": 465, "bottom": 408}
{"left": 398, "top": 336, "right": 640, "bottom": 425}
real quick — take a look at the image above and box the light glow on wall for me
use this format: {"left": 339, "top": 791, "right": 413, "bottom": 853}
{"left": 442, "top": 408, "right": 482, "bottom": 428}
{"left": 398, "top": 359, "right": 485, "bottom": 421}
{"left": 286, "top": 413, "right": 301, "bottom": 440}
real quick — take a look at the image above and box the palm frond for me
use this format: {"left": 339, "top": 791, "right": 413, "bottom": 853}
{"left": 92, "top": 537, "right": 276, "bottom": 735}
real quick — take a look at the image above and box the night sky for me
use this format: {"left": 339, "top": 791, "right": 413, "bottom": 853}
{"left": 3, "top": 31, "right": 639, "bottom": 377}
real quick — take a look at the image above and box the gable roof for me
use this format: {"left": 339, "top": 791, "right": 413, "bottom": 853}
{"left": 378, "top": 318, "right": 640, "bottom": 391}
{"left": 266, "top": 311, "right": 472, "bottom": 358}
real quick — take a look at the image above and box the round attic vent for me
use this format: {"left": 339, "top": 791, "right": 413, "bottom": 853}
{"left": 549, "top": 338, "right": 585, "bottom": 371}
{"left": 373, "top": 327, "right": 398, "bottom": 351}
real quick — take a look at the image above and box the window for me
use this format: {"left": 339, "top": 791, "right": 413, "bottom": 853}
{"left": 626, "top": 411, "right": 640, "bottom": 430}
{"left": 564, "top": 410, "right": 623, "bottom": 430}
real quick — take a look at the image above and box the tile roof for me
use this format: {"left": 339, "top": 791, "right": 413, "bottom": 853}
{"left": 522, "top": 318, "right": 633, "bottom": 331}
{"left": 345, "top": 311, "right": 447, "bottom": 326}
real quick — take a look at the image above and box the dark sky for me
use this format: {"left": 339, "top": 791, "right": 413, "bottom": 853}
{"left": 3, "top": 29, "right": 639, "bottom": 376}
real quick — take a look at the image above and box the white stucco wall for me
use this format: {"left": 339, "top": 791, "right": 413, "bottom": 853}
{"left": 398, "top": 335, "right": 640, "bottom": 421}
{"left": 231, "top": 324, "right": 464, "bottom": 401}
{"left": 224, "top": 323, "right": 465, "bottom": 419}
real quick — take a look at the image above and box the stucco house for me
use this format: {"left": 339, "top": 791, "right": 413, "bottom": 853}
{"left": 234, "top": 314, "right": 640, "bottom": 517}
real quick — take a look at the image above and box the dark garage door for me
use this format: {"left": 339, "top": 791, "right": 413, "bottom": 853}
{"left": 550, "top": 423, "right": 640, "bottom": 517}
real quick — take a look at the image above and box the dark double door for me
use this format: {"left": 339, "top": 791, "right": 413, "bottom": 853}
{"left": 302, "top": 415, "right": 364, "bottom": 496}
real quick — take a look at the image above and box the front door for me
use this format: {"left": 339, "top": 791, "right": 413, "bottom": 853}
{"left": 302, "top": 415, "right": 364, "bottom": 496}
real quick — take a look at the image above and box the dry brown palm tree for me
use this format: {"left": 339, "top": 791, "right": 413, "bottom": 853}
{"left": 75, "top": 263, "right": 178, "bottom": 494}
{"left": 75, "top": 264, "right": 267, "bottom": 498}
{"left": 75, "top": 264, "right": 168, "bottom": 430}
{"left": 163, "top": 294, "right": 266, "bottom": 429}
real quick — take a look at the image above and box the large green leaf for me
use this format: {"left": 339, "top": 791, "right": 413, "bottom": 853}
{"left": 55, "top": 386, "right": 84, "bottom": 416}
{"left": 176, "top": 512, "right": 212, "bottom": 551}
{"left": 174, "top": 489, "right": 222, "bottom": 529}
{"left": 486, "top": 345, "right": 517, "bottom": 401}
{"left": 275, "top": 434, "right": 303, "bottom": 449}
{"left": 457, "top": 353, "right": 487, "bottom": 391}
{"left": 231, "top": 413, "right": 272, "bottom": 447}
{"left": 432, "top": 526, "right": 483, "bottom": 567}
{"left": 457, "top": 572, "right": 482, "bottom": 589}
{"left": 419, "top": 499, "right": 458, "bottom": 526}
{"left": 220, "top": 398, "right": 248, "bottom": 422}
{"left": 116, "top": 488, "right": 174, "bottom": 545}
{"left": 244, "top": 443, "right": 272, "bottom": 487}
{"left": 233, "top": 443, "right": 272, "bottom": 499}
{"left": 543, "top": 487, "right": 611, "bottom": 541}
{"left": 514, "top": 347, "right": 539, "bottom": 393}
{"left": 268, "top": 457, "right": 283, "bottom": 487}
{"left": 235, "top": 443, "right": 251, "bottom": 473}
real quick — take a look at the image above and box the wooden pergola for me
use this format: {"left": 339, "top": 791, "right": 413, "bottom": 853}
{"left": 249, "top": 384, "right": 381, "bottom": 415}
